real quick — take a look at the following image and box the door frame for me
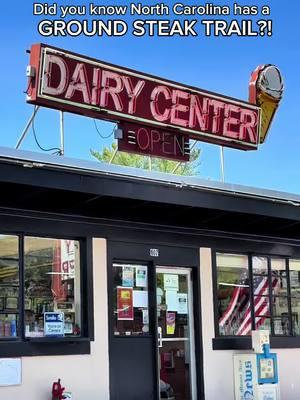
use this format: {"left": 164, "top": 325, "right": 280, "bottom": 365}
{"left": 107, "top": 240, "right": 205, "bottom": 400}
{"left": 156, "top": 266, "right": 197, "bottom": 400}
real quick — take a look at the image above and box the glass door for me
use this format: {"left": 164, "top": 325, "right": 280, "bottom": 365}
{"left": 156, "top": 267, "right": 197, "bottom": 400}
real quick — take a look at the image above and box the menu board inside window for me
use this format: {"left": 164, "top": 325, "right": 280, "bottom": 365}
{"left": 113, "top": 263, "right": 149, "bottom": 336}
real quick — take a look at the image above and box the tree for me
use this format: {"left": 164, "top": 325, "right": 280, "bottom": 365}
{"left": 91, "top": 142, "right": 201, "bottom": 176}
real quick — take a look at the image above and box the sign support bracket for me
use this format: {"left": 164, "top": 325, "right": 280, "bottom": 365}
{"left": 220, "top": 146, "right": 225, "bottom": 182}
{"left": 60, "top": 111, "right": 65, "bottom": 156}
{"left": 171, "top": 140, "right": 197, "bottom": 174}
{"left": 16, "top": 105, "right": 40, "bottom": 149}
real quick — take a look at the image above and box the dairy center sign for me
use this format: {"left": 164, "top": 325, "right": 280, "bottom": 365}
{"left": 27, "top": 43, "right": 261, "bottom": 152}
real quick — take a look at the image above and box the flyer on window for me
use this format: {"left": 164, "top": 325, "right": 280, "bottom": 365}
{"left": 117, "top": 287, "right": 134, "bottom": 321}
{"left": 122, "top": 266, "right": 134, "bottom": 287}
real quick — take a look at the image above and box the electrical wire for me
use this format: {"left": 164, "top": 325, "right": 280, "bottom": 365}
{"left": 31, "top": 116, "right": 62, "bottom": 154}
{"left": 23, "top": 79, "right": 31, "bottom": 95}
{"left": 93, "top": 119, "right": 116, "bottom": 139}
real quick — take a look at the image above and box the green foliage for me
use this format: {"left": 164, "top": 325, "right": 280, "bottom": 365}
{"left": 91, "top": 142, "right": 201, "bottom": 176}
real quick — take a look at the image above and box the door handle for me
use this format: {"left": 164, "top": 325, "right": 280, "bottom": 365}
{"left": 158, "top": 326, "right": 162, "bottom": 348}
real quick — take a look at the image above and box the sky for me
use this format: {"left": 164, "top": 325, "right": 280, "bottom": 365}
{"left": 0, "top": 0, "right": 299, "bottom": 193}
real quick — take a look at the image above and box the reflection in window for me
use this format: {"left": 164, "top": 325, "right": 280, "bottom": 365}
{"left": 252, "top": 257, "right": 270, "bottom": 333}
{"left": 216, "top": 253, "right": 250, "bottom": 336}
{"left": 289, "top": 259, "right": 300, "bottom": 335}
{"left": 271, "top": 258, "right": 290, "bottom": 335}
{"left": 0, "top": 235, "right": 19, "bottom": 338}
{"left": 216, "top": 253, "right": 300, "bottom": 338}
{"left": 113, "top": 263, "right": 149, "bottom": 336}
{"left": 24, "top": 237, "right": 81, "bottom": 337}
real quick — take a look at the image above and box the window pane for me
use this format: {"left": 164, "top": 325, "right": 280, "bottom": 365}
{"left": 273, "top": 315, "right": 290, "bottom": 335}
{"left": 24, "top": 237, "right": 81, "bottom": 338}
{"left": 271, "top": 258, "right": 287, "bottom": 296}
{"left": 0, "top": 235, "right": 19, "bottom": 338}
{"left": 216, "top": 253, "right": 251, "bottom": 336}
{"left": 252, "top": 257, "right": 268, "bottom": 275}
{"left": 0, "top": 314, "right": 18, "bottom": 338}
{"left": 113, "top": 263, "right": 149, "bottom": 336}
{"left": 0, "top": 235, "right": 18, "bottom": 259}
{"left": 289, "top": 260, "right": 300, "bottom": 293}
{"left": 255, "top": 317, "right": 271, "bottom": 331}
{"left": 254, "top": 295, "right": 270, "bottom": 313}
{"left": 289, "top": 259, "right": 300, "bottom": 335}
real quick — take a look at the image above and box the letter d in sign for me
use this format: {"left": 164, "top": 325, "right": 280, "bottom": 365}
{"left": 33, "top": 3, "right": 57, "bottom": 15}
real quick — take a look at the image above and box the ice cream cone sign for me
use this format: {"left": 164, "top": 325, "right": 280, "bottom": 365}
{"left": 249, "top": 65, "right": 284, "bottom": 144}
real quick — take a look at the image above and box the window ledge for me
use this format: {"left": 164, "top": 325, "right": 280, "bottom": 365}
{"left": 24, "top": 336, "right": 87, "bottom": 342}
{"left": 0, "top": 338, "right": 91, "bottom": 357}
{"left": 213, "top": 336, "right": 300, "bottom": 350}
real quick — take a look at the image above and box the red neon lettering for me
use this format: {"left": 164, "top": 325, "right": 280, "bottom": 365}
{"left": 239, "top": 110, "right": 258, "bottom": 143}
{"left": 162, "top": 132, "right": 173, "bottom": 155}
{"left": 136, "top": 128, "right": 150, "bottom": 150}
{"left": 170, "top": 90, "right": 190, "bottom": 127}
{"left": 209, "top": 99, "right": 225, "bottom": 133}
{"left": 65, "top": 63, "right": 91, "bottom": 104}
{"left": 150, "top": 130, "right": 161, "bottom": 151}
{"left": 150, "top": 86, "right": 171, "bottom": 122}
{"left": 189, "top": 95, "right": 209, "bottom": 131}
{"left": 122, "top": 77, "right": 145, "bottom": 114}
{"left": 43, "top": 54, "right": 68, "bottom": 96}
{"left": 91, "top": 68, "right": 101, "bottom": 106}
{"left": 100, "top": 71, "right": 124, "bottom": 112}
{"left": 223, "top": 104, "right": 241, "bottom": 139}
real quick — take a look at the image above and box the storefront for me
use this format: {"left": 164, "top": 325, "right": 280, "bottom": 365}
{"left": 1, "top": 147, "right": 300, "bottom": 400}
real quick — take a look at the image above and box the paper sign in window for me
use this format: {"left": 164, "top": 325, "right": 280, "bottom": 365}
{"left": 177, "top": 293, "right": 188, "bottom": 314}
{"left": 136, "top": 266, "right": 147, "bottom": 287}
{"left": 166, "top": 290, "right": 178, "bottom": 311}
{"left": 164, "top": 274, "right": 179, "bottom": 291}
{"left": 133, "top": 290, "right": 148, "bottom": 308}
{"left": 117, "top": 287, "right": 134, "bottom": 320}
{"left": 166, "top": 312, "right": 176, "bottom": 335}
{"left": 122, "top": 266, "right": 134, "bottom": 287}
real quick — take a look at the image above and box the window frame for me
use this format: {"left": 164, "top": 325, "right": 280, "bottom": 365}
{"left": 212, "top": 250, "right": 300, "bottom": 349}
{"left": 0, "top": 232, "right": 93, "bottom": 357}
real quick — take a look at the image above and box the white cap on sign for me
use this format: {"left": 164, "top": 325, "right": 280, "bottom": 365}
{"left": 251, "top": 330, "right": 270, "bottom": 354}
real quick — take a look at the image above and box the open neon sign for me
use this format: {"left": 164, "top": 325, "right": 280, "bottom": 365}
{"left": 27, "top": 43, "right": 261, "bottom": 150}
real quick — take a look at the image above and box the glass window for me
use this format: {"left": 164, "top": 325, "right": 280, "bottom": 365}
{"left": 289, "top": 259, "right": 300, "bottom": 335}
{"left": 0, "top": 235, "right": 19, "bottom": 338}
{"left": 215, "top": 253, "right": 300, "bottom": 338}
{"left": 24, "top": 237, "right": 81, "bottom": 338}
{"left": 271, "top": 258, "right": 290, "bottom": 335}
{"left": 252, "top": 257, "right": 270, "bottom": 332}
{"left": 216, "top": 253, "right": 251, "bottom": 336}
{"left": 113, "top": 263, "right": 149, "bottom": 336}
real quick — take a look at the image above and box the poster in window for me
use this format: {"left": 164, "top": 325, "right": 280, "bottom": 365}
{"left": 177, "top": 293, "right": 188, "bottom": 314}
{"left": 164, "top": 274, "right": 179, "bottom": 291}
{"left": 136, "top": 266, "right": 147, "bottom": 287}
{"left": 117, "top": 287, "right": 134, "bottom": 320}
{"left": 166, "top": 312, "right": 176, "bottom": 335}
{"left": 122, "top": 266, "right": 134, "bottom": 287}
{"left": 166, "top": 290, "right": 178, "bottom": 311}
